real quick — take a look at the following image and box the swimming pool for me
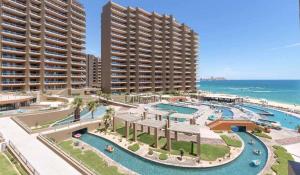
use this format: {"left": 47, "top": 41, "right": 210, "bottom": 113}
{"left": 242, "top": 104, "right": 300, "bottom": 130}
{"left": 80, "top": 132, "right": 268, "bottom": 175}
{"left": 219, "top": 107, "right": 234, "bottom": 120}
{"left": 154, "top": 103, "right": 198, "bottom": 114}
{"left": 53, "top": 106, "right": 106, "bottom": 126}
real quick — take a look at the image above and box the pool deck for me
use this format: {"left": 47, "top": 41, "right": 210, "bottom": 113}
{"left": 0, "top": 117, "right": 81, "bottom": 175}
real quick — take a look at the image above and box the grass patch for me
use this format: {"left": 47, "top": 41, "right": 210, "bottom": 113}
{"left": 171, "top": 140, "right": 230, "bottom": 161}
{"left": 116, "top": 126, "right": 133, "bottom": 139}
{"left": 253, "top": 132, "right": 272, "bottom": 139}
{"left": 0, "top": 152, "right": 19, "bottom": 175}
{"left": 59, "top": 140, "right": 124, "bottom": 175}
{"left": 128, "top": 143, "right": 140, "bottom": 152}
{"left": 221, "top": 135, "right": 242, "bottom": 147}
{"left": 138, "top": 133, "right": 166, "bottom": 148}
{"left": 159, "top": 153, "right": 168, "bottom": 160}
{"left": 271, "top": 145, "right": 294, "bottom": 175}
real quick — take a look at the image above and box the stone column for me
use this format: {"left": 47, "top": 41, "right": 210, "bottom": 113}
{"left": 148, "top": 126, "right": 151, "bottom": 134}
{"left": 113, "top": 117, "right": 116, "bottom": 132}
{"left": 167, "top": 130, "right": 171, "bottom": 151}
{"left": 159, "top": 115, "right": 162, "bottom": 121}
{"left": 197, "top": 134, "right": 201, "bottom": 161}
{"left": 133, "top": 123, "right": 137, "bottom": 141}
{"left": 155, "top": 128, "right": 159, "bottom": 148}
{"left": 174, "top": 131, "right": 178, "bottom": 141}
{"left": 125, "top": 121, "right": 129, "bottom": 139}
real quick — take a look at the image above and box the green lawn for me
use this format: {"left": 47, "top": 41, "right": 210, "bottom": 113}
{"left": 271, "top": 145, "right": 294, "bottom": 175}
{"left": 253, "top": 132, "right": 272, "bottom": 139}
{"left": 138, "top": 133, "right": 166, "bottom": 148}
{"left": 115, "top": 127, "right": 229, "bottom": 161}
{"left": 139, "top": 132, "right": 231, "bottom": 160}
{"left": 221, "top": 135, "right": 242, "bottom": 147}
{"left": 59, "top": 140, "right": 124, "bottom": 175}
{"left": 0, "top": 152, "right": 18, "bottom": 175}
{"left": 171, "top": 140, "right": 230, "bottom": 161}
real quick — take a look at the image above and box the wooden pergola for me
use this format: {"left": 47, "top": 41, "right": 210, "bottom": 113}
{"left": 168, "top": 123, "right": 202, "bottom": 161}
{"left": 125, "top": 94, "right": 161, "bottom": 104}
{"left": 133, "top": 119, "right": 166, "bottom": 148}
{"left": 113, "top": 112, "right": 141, "bottom": 139}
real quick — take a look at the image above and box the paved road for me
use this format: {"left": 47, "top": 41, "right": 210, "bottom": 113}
{"left": 0, "top": 117, "right": 81, "bottom": 175}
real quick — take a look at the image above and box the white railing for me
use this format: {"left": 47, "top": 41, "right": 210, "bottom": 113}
{"left": 8, "top": 140, "right": 40, "bottom": 175}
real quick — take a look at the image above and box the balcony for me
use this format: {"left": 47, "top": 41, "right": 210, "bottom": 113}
{"left": 2, "top": 64, "right": 25, "bottom": 69}
{"left": 2, "top": 22, "right": 26, "bottom": 32}
{"left": 1, "top": 81, "right": 25, "bottom": 85}
{"left": 1, "top": 72, "right": 25, "bottom": 77}
{"left": 45, "top": 0, "right": 68, "bottom": 13}
{"left": 45, "top": 66, "right": 66, "bottom": 71}
{"left": 2, "top": 47, "right": 25, "bottom": 54}
{"left": 2, "top": 4, "right": 26, "bottom": 16}
{"left": 45, "top": 58, "right": 67, "bottom": 65}
{"left": 45, "top": 74, "right": 67, "bottom": 77}
{"left": 2, "top": 13, "right": 26, "bottom": 24}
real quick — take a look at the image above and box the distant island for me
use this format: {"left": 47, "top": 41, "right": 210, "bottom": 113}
{"left": 200, "top": 76, "right": 226, "bottom": 81}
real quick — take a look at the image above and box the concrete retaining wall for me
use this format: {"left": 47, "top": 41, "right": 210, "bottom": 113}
{"left": 17, "top": 108, "right": 74, "bottom": 127}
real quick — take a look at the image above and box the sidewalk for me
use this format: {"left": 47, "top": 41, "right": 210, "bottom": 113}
{"left": 0, "top": 117, "right": 80, "bottom": 175}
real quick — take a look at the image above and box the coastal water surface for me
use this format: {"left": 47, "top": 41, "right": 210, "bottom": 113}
{"left": 198, "top": 80, "right": 300, "bottom": 105}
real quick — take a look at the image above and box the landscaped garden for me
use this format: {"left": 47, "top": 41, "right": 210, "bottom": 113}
{"left": 58, "top": 140, "right": 124, "bottom": 175}
{"left": 114, "top": 124, "right": 230, "bottom": 161}
{"left": 221, "top": 135, "right": 242, "bottom": 147}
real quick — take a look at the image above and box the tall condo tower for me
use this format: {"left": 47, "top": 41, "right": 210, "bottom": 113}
{"left": 101, "top": 1, "right": 198, "bottom": 94}
{"left": 86, "top": 54, "right": 101, "bottom": 88}
{"left": 0, "top": 0, "right": 86, "bottom": 92}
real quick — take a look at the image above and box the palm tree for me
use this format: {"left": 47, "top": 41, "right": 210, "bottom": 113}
{"left": 97, "top": 90, "right": 103, "bottom": 103}
{"left": 72, "top": 96, "right": 83, "bottom": 122}
{"left": 103, "top": 107, "right": 115, "bottom": 132}
{"left": 87, "top": 100, "right": 98, "bottom": 119}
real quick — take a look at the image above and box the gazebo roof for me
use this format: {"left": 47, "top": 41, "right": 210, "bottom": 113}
{"left": 135, "top": 119, "right": 166, "bottom": 129}
{"left": 168, "top": 123, "right": 201, "bottom": 134}
{"left": 114, "top": 112, "right": 141, "bottom": 122}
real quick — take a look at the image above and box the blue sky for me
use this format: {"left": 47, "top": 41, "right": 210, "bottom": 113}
{"left": 79, "top": 0, "right": 300, "bottom": 80}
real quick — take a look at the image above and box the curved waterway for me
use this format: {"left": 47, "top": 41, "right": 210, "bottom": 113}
{"left": 242, "top": 104, "right": 300, "bottom": 130}
{"left": 80, "top": 132, "right": 268, "bottom": 175}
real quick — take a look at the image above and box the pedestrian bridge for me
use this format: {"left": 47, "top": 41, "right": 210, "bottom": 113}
{"left": 207, "top": 120, "right": 258, "bottom": 131}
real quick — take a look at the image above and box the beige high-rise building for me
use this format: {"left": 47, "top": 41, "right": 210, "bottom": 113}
{"left": 101, "top": 2, "right": 198, "bottom": 94}
{"left": 0, "top": 0, "right": 86, "bottom": 92}
{"left": 86, "top": 54, "right": 101, "bottom": 88}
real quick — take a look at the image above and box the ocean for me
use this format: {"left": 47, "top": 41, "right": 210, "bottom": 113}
{"left": 197, "top": 80, "right": 300, "bottom": 105}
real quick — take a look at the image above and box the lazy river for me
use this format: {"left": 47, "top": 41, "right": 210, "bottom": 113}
{"left": 80, "top": 132, "right": 268, "bottom": 175}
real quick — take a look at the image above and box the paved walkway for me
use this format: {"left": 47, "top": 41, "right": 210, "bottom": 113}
{"left": 0, "top": 117, "right": 80, "bottom": 175}
{"left": 276, "top": 136, "right": 300, "bottom": 145}
{"left": 284, "top": 143, "right": 300, "bottom": 162}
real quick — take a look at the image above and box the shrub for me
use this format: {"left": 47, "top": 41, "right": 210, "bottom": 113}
{"left": 128, "top": 143, "right": 140, "bottom": 152}
{"left": 159, "top": 153, "right": 168, "bottom": 160}
{"left": 148, "top": 149, "right": 154, "bottom": 155}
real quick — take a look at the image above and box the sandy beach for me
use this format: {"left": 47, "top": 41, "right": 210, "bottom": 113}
{"left": 199, "top": 91, "right": 300, "bottom": 114}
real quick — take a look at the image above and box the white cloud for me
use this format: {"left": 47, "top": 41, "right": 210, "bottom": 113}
{"left": 270, "top": 42, "right": 300, "bottom": 50}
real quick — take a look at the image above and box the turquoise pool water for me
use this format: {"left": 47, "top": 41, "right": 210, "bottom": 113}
{"left": 53, "top": 106, "right": 106, "bottom": 126}
{"left": 242, "top": 104, "right": 300, "bottom": 130}
{"left": 154, "top": 103, "right": 198, "bottom": 114}
{"left": 219, "top": 107, "right": 234, "bottom": 120}
{"left": 80, "top": 132, "right": 268, "bottom": 175}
